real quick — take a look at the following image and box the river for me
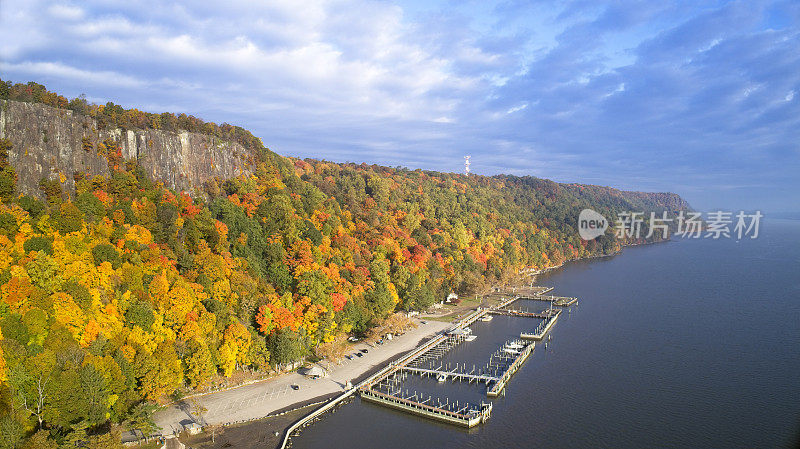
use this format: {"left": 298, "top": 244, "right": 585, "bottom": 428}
{"left": 291, "top": 218, "right": 800, "bottom": 448}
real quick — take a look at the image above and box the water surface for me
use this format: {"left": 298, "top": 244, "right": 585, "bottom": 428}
{"left": 292, "top": 219, "right": 800, "bottom": 448}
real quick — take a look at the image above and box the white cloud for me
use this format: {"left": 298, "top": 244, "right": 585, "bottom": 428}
{"left": 47, "top": 3, "right": 84, "bottom": 20}
{"left": 0, "top": 0, "right": 797, "bottom": 211}
{"left": 506, "top": 103, "right": 528, "bottom": 114}
{"left": 0, "top": 61, "right": 144, "bottom": 88}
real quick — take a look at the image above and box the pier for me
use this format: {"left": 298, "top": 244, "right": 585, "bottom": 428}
{"left": 360, "top": 388, "right": 492, "bottom": 428}
{"left": 487, "top": 340, "right": 535, "bottom": 397}
{"left": 488, "top": 308, "right": 559, "bottom": 319}
{"left": 281, "top": 285, "right": 578, "bottom": 446}
{"left": 519, "top": 294, "right": 578, "bottom": 307}
{"left": 399, "top": 366, "right": 499, "bottom": 384}
{"left": 519, "top": 310, "right": 560, "bottom": 341}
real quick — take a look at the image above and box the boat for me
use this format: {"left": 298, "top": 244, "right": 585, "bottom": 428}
{"left": 437, "top": 374, "right": 448, "bottom": 382}
{"left": 480, "top": 315, "right": 493, "bottom": 322}
{"left": 465, "top": 335, "right": 477, "bottom": 342}
{"left": 502, "top": 348, "right": 520, "bottom": 355}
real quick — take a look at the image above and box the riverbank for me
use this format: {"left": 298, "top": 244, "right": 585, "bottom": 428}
{"left": 287, "top": 226, "right": 800, "bottom": 449}
{"left": 151, "top": 319, "right": 450, "bottom": 439}
{"left": 153, "top": 246, "right": 643, "bottom": 446}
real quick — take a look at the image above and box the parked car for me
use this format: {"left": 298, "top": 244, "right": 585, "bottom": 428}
{"left": 291, "top": 384, "right": 300, "bottom": 390}
{"left": 360, "top": 349, "right": 369, "bottom": 353}
{"left": 345, "top": 354, "right": 353, "bottom": 360}
{"left": 355, "top": 352, "right": 363, "bottom": 358}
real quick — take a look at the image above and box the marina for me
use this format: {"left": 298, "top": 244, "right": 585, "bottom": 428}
{"left": 353, "top": 287, "right": 577, "bottom": 427}
{"left": 290, "top": 225, "right": 800, "bottom": 449}
{"left": 280, "top": 284, "right": 579, "bottom": 447}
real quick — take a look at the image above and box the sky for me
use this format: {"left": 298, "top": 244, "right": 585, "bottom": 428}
{"left": 1, "top": 0, "right": 798, "bottom": 213}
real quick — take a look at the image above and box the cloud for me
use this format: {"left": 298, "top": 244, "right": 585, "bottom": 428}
{"left": 0, "top": 0, "right": 798, "bottom": 212}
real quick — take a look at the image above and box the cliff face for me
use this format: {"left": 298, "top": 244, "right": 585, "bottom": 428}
{"left": 0, "top": 100, "right": 254, "bottom": 197}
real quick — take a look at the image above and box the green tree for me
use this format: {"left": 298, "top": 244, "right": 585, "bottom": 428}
{"left": 0, "top": 415, "right": 25, "bottom": 449}
{"left": 92, "top": 243, "right": 121, "bottom": 268}
{"left": 269, "top": 329, "right": 303, "bottom": 366}
{"left": 56, "top": 201, "right": 83, "bottom": 233}
{"left": 124, "top": 402, "right": 158, "bottom": 443}
{"left": 23, "top": 236, "right": 54, "bottom": 255}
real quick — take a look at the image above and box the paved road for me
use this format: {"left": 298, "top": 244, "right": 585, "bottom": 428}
{"left": 154, "top": 320, "right": 450, "bottom": 435}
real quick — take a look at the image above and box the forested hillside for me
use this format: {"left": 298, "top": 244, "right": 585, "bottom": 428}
{"left": 0, "top": 80, "right": 688, "bottom": 447}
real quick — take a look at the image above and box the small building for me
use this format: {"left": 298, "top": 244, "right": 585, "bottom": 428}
{"left": 185, "top": 423, "right": 202, "bottom": 435}
{"left": 304, "top": 365, "right": 326, "bottom": 379}
{"left": 446, "top": 327, "right": 470, "bottom": 337}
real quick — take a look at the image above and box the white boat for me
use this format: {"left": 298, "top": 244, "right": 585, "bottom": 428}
{"left": 506, "top": 342, "right": 524, "bottom": 349}
{"left": 437, "top": 374, "right": 448, "bottom": 382}
{"left": 480, "top": 315, "right": 493, "bottom": 322}
{"left": 465, "top": 335, "right": 477, "bottom": 342}
{"left": 502, "top": 348, "right": 520, "bottom": 355}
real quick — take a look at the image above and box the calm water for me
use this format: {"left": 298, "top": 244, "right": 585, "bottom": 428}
{"left": 292, "top": 219, "right": 800, "bottom": 448}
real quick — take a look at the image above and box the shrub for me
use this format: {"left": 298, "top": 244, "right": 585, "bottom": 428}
{"left": 0, "top": 212, "right": 17, "bottom": 236}
{"left": 124, "top": 301, "right": 155, "bottom": 330}
{"left": 17, "top": 195, "right": 45, "bottom": 218}
{"left": 76, "top": 191, "right": 105, "bottom": 221}
{"left": 56, "top": 201, "right": 83, "bottom": 233}
{"left": 91, "top": 243, "right": 121, "bottom": 268}
{"left": 23, "top": 236, "right": 54, "bottom": 254}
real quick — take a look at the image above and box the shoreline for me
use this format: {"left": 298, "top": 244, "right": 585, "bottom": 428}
{"left": 158, "top": 239, "right": 663, "bottom": 448}
{"left": 147, "top": 319, "right": 450, "bottom": 445}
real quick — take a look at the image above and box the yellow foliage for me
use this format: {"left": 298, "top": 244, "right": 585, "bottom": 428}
{"left": 218, "top": 321, "right": 251, "bottom": 377}
{"left": 125, "top": 325, "right": 157, "bottom": 355}
{"left": 51, "top": 292, "right": 85, "bottom": 335}
{"left": 149, "top": 269, "right": 170, "bottom": 298}
{"left": 121, "top": 344, "right": 136, "bottom": 362}
{"left": 80, "top": 318, "right": 101, "bottom": 347}
{"left": 2, "top": 268, "right": 34, "bottom": 313}
{"left": 125, "top": 225, "right": 153, "bottom": 245}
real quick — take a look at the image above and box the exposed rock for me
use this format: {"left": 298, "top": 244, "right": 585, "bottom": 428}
{"left": 0, "top": 99, "right": 255, "bottom": 197}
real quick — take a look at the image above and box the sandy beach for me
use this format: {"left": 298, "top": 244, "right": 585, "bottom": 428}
{"left": 153, "top": 319, "right": 450, "bottom": 436}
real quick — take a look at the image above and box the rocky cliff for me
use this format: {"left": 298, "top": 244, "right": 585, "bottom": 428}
{"left": 0, "top": 100, "right": 254, "bottom": 197}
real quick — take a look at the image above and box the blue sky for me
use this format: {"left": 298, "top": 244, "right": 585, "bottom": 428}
{"left": 1, "top": 1, "right": 798, "bottom": 212}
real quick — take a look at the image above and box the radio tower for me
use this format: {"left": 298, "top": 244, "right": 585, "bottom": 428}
{"left": 464, "top": 156, "right": 471, "bottom": 175}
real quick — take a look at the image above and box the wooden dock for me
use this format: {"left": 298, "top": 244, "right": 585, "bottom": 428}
{"left": 487, "top": 341, "right": 535, "bottom": 397}
{"left": 487, "top": 308, "right": 558, "bottom": 319}
{"left": 519, "top": 310, "right": 560, "bottom": 341}
{"left": 360, "top": 389, "right": 492, "bottom": 427}
{"left": 399, "top": 366, "right": 499, "bottom": 384}
{"left": 518, "top": 294, "right": 578, "bottom": 306}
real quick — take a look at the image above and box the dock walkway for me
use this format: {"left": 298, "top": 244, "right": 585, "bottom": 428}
{"left": 399, "top": 366, "right": 499, "bottom": 384}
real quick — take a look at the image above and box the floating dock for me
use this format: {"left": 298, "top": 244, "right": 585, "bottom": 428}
{"left": 487, "top": 340, "right": 535, "bottom": 397}
{"left": 488, "top": 308, "right": 558, "bottom": 319}
{"left": 519, "top": 310, "right": 560, "bottom": 341}
{"left": 399, "top": 366, "right": 498, "bottom": 385}
{"left": 519, "top": 294, "right": 578, "bottom": 307}
{"left": 360, "top": 388, "right": 492, "bottom": 427}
